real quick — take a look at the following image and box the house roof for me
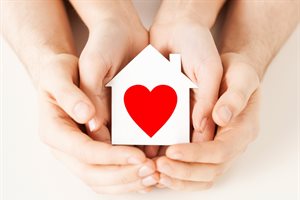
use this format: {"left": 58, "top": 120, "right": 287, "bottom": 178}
{"left": 106, "top": 45, "right": 197, "bottom": 88}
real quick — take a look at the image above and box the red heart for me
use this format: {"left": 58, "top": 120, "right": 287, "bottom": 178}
{"left": 124, "top": 85, "right": 177, "bottom": 137}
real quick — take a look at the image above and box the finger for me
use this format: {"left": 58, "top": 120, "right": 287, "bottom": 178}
{"left": 91, "top": 173, "right": 159, "bottom": 194}
{"left": 166, "top": 92, "right": 260, "bottom": 164}
{"left": 41, "top": 54, "right": 95, "bottom": 124}
{"left": 191, "top": 118, "right": 215, "bottom": 142}
{"left": 213, "top": 53, "right": 260, "bottom": 126}
{"left": 159, "top": 174, "right": 213, "bottom": 191}
{"left": 51, "top": 148, "right": 156, "bottom": 186}
{"left": 165, "top": 138, "right": 244, "bottom": 164}
{"left": 187, "top": 54, "right": 222, "bottom": 142}
{"left": 156, "top": 156, "right": 227, "bottom": 182}
{"left": 144, "top": 145, "right": 160, "bottom": 158}
{"left": 39, "top": 94, "right": 146, "bottom": 165}
{"left": 87, "top": 124, "right": 111, "bottom": 144}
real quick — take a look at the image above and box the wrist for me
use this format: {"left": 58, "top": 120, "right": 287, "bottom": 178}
{"left": 153, "top": 0, "right": 225, "bottom": 28}
{"left": 70, "top": 0, "right": 142, "bottom": 31}
{"left": 33, "top": 53, "right": 79, "bottom": 89}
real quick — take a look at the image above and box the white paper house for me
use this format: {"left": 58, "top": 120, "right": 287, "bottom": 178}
{"left": 106, "top": 45, "right": 197, "bottom": 145}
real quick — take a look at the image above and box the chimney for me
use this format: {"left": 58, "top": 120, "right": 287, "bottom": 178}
{"left": 169, "top": 54, "right": 181, "bottom": 72}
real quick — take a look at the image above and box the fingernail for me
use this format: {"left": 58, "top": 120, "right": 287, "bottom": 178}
{"left": 139, "top": 165, "right": 154, "bottom": 177}
{"left": 199, "top": 117, "right": 208, "bottom": 133}
{"left": 128, "top": 156, "right": 143, "bottom": 165}
{"left": 142, "top": 176, "right": 157, "bottom": 186}
{"left": 73, "top": 102, "right": 90, "bottom": 121}
{"left": 218, "top": 106, "right": 232, "bottom": 124}
{"left": 159, "top": 176, "right": 172, "bottom": 187}
{"left": 88, "top": 118, "right": 96, "bottom": 132}
{"left": 159, "top": 163, "right": 172, "bottom": 174}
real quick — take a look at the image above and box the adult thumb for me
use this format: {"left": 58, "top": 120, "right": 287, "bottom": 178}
{"left": 213, "top": 54, "right": 260, "bottom": 126}
{"left": 40, "top": 54, "right": 95, "bottom": 124}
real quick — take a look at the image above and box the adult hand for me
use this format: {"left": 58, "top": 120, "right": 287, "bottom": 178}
{"left": 155, "top": 54, "right": 260, "bottom": 191}
{"left": 38, "top": 54, "right": 158, "bottom": 194}
{"left": 67, "top": 3, "right": 158, "bottom": 192}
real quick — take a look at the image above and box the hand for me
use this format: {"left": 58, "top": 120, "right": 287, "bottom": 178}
{"left": 155, "top": 54, "right": 260, "bottom": 191}
{"left": 38, "top": 54, "right": 158, "bottom": 194}
{"left": 77, "top": 11, "right": 148, "bottom": 143}
{"left": 149, "top": 18, "right": 223, "bottom": 156}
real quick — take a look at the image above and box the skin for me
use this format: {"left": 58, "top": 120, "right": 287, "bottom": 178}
{"left": 157, "top": 90, "right": 260, "bottom": 190}
{"left": 147, "top": 0, "right": 226, "bottom": 157}
{"left": 2, "top": 0, "right": 299, "bottom": 194}
{"left": 2, "top": 0, "right": 157, "bottom": 194}
{"left": 155, "top": 0, "right": 299, "bottom": 190}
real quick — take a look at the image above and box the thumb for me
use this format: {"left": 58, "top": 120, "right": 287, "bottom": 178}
{"left": 40, "top": 54, "right": 95, "bottom": 124}
{"left": 213, "top": 54, "right": 260, "bottom": 127}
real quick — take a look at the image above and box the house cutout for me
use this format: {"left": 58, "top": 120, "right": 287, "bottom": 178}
{"left": 106, "top": 45, "right": 197, "bottom": 145}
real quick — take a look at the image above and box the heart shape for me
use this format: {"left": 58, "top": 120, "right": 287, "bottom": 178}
{"left": 124, "top": 85, "right": 177, "bottom": 137}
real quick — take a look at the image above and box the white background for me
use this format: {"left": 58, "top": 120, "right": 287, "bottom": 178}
{"left": 1, "top": 1, "right": 299, "bottom": 199}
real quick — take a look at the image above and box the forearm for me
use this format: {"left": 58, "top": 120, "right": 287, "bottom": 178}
{"left": 220, "top": 0, "right": 299, "bottom": 80}
{"left": 2, "top": 0, "right": 75, "bottom": 85}
{"left": 153, "top": 0, "right": 226, "bottom": 27}
{"left": 69, "top": 0, "right": 142, "bottom": 30}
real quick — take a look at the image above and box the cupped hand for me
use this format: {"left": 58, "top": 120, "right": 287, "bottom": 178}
{"left": 148, "top": 19, "right": 223, "bottom": 157}
{"left": 37, "top": 54, "right": 158, "bottom": 194}
{"left": 155, "top": 54, "right": 261, "bottom": 191}
{"left": 78, "top": 16, "right": 148, "bottom": 142}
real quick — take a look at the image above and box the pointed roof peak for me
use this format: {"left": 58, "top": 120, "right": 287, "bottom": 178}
{"left": 106, "top": 45, "right": 197, "bottom": 88}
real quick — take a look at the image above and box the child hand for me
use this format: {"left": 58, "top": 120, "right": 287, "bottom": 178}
{"left": 150, "top": 19, "right": 223, "bottom": 148}
{"left": 70, "top": 1, "right": 148, "bottom": 141}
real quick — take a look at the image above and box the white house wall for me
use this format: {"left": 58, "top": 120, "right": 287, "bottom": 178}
{"left": 111, "top": 85, "right": 191, "bottom": 145}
